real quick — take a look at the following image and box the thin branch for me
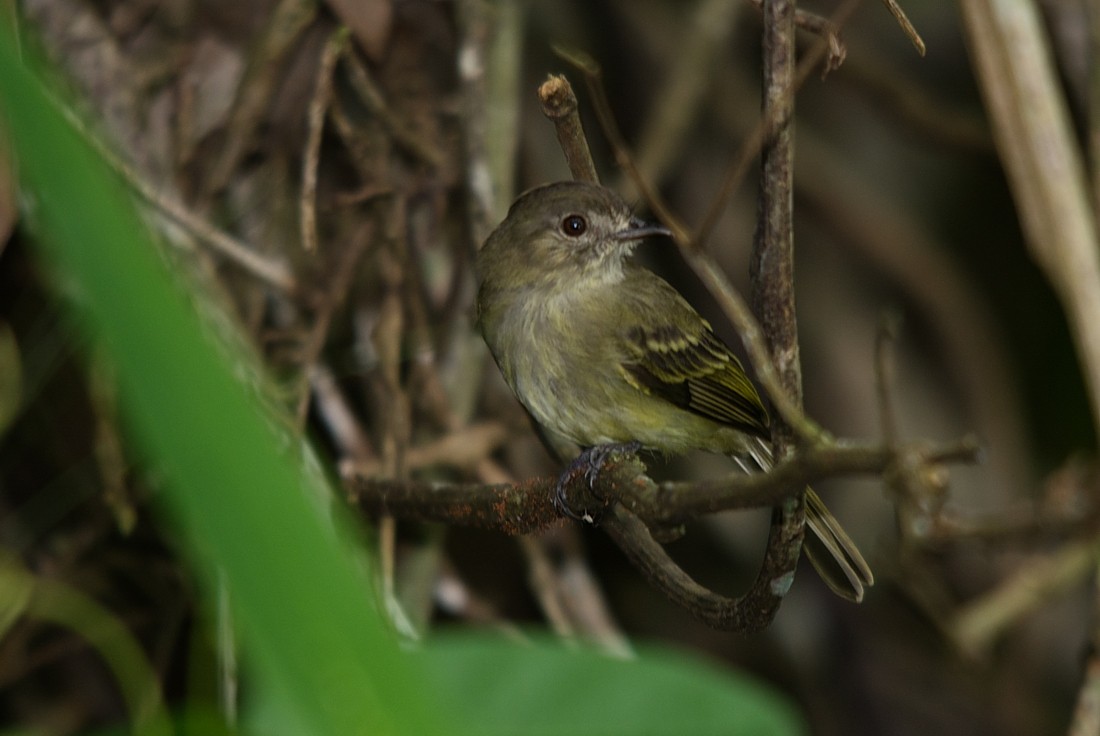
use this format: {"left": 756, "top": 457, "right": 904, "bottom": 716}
{"left": 342, "top": 49, "right": 446, "bottom": 169}
{"left": 693, "top": 0, "right": 861, "bottom": 252}
{"left": 202, "top": 0, "right": 319, "bottom": 199}
{"left": 747, "top": 0, "right": 847, "bottom": 74}
{"left": 348, "top": 437, "right": 979, "bottom": 630}
{"left": 348, "top": 437, "right": 980, "bottom": 535}
{"left": 600, "top": 503, "right": 779, "bottom": 632}
{"left": 948, "top": 535, "right": 1100, "bottom": 658}
{"left": 537, "top": 75, "right": 599, "bottom": 184}
{"left": 293, "top": 219, "right": 373, "bottom": 428}
{"left": 879, "top": 0, "right": 926, "bottom": 56}
{"left": 49, "top": 97, "right": 298, "bottom": 293}
{"left": 300, "top": 27, "right": 348, "bottom": 253}
{"left": 739, "top": 0, "right": 804, "bottom": 626}
{"left": 341, "top": 421, "right": 509, "bottom": 478}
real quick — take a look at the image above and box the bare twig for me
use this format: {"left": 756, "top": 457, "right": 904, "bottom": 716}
{"left": 49, "top": 96, "right": 298, "bottom": 293}
{"left": 343, "top": 48, "right": 446, "bottom": 169}
{"left": 293, "top": 220, "right": 373, "bottom": 428}
{"left": 348, "top": 438, "right": 979, "bottom": 536}
{"left": 879, "top": 0, "right": 926, "bottom": 56}
{"left": 300, "top": 28, "right": 348, "bottom": 253}
{"left": 693, "top": 0, "right": 861, "bottom": 252}
{"left": 202, "top": 0, "right": 319, "bottom": 199}
{"left": 742, "top": 0, "right": 805, "bottom": 626}
{"left": 600, "top": 503, "right": 779, "bottom": 632}
{"left": 341, "top": 421, "right": 509, "bottom": 478}
{"left": 747, "top": 0, "right": 847, "bottom": 73}
{"left": 537, "top": 75, "right": 599, "bottom": 184}
{"left": 949, "top": 536, "right": 1100, "bottom": 658}
{"left": 350, "top": 434, "right": 978, "bottom": 632}
{"left": 617, "top": 0, "right": 746, "bottom": 199}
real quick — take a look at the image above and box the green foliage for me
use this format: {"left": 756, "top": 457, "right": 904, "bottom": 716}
{"left": 424, "top": 636, "right": 803, "bottom": 736}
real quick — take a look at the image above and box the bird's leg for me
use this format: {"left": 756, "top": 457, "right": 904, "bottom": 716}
{"left": 553, "top": 441, "right": 642, "bottom": 522}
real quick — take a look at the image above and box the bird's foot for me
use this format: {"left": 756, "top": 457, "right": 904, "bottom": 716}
{"left": 553, "top": 441, "right": 642, "bottom": 522}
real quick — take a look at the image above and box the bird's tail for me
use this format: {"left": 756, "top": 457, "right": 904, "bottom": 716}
{"left": 746, "top": 439, "right": 874, "bottom": 603}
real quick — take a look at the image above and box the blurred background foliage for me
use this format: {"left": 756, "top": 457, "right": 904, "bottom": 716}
{"left": 1, "top": 0, "right": 1098, "bottom": 734}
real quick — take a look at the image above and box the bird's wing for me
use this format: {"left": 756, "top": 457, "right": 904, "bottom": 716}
{"left": 618, "top": 285, "right": 770, "bottom": 439}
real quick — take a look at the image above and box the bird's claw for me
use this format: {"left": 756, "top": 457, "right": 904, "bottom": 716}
{"left": 553, "top": 441, "right": 642, "bottom": 522}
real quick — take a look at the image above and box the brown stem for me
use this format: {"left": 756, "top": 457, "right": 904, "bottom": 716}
{"left": 347, "top": 437, "right": 980, "bottom": 630}
{"left": 537, "top": 75, "right": 599, "bottom": 184}
{"left": 745, "top": 0, "right": 802, "bottom": 630}
{"left": 347, "top": 437, "right": 980, "bottom": 535}
{"left": 600, "top": 503, "right": 781, "bottom": 632}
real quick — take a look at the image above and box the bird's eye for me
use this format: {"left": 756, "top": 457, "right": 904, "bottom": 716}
{"left": 560, "top": 214, "right": 587, "bottom": 237}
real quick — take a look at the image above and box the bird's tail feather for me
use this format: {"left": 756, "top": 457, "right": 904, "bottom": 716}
{"left": 747, "top": 439, "right": 874, "bottom": 603}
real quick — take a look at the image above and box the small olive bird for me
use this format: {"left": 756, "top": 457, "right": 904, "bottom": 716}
{"left": 476, "top": 180, "right": 872, "bottom": 602}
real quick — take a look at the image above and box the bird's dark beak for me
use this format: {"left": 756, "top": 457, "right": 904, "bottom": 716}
{"left": 613, "top": 217, "right": 672, "bottom": 242}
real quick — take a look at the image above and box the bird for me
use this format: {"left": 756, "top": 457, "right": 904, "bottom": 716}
{"left": 475, "top": 180, "right": 872, "bottom": 602}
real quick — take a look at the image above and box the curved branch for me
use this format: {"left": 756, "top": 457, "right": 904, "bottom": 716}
{"left": 347, "top": 437, "right": 980, "bottom": 533}
{"left": 347, "top": 436, "right": 980, "bottom": 631}
{"left": 599, "top": 503, "right": 787, "bottom": 632}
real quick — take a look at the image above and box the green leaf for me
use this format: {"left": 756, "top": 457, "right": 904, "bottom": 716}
{"left": 421, "top": 636, "right": 805, "bottom": 736}
{"left": 0, "top": 22, "right": 436, "bottom": 736}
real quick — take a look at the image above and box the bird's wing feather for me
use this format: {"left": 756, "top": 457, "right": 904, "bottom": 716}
{"left": 617, "top": 279, "right": 770, "bottom": 439}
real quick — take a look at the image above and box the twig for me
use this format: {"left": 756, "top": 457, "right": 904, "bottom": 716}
{"left": 352, "top": 435, "right": 979, "bottom": 632}
{"left": 348, "top": 437, "right": 979, "bottom": 534}
{"left": 470, "top": 445, "right": 613, "bottom": 644}
{"left": 797, "top": 132, "right": 1032, "bottom": 500}
{"left": 293, "top": 219, "right": 373, "bottom": 428}
{"left": 342, "top": 48, "right": 446, "bottom": 169}
{"left": 537, "top": 75, "right": 599, "bottom": 184}
{"left": 312, "top": 362, "right": 377, "bottom": 463}
{"left": 202, "top": 0, "right": 319, "bottom": 199}
{"left": 747, "top": 0, "right": 847, "bottom": 73}
{"left": 910, "top": 456, "right": 1098, "bottom": 546}
{"left": 600, "top": 503, "right": 781, "bottom": 632}
{"left": 879, "top": 0, "right": 926, "bottom": 56}
{"left": 949, "top": 535, "right": 1100, "bottom": 658}
{"left": 748, "top": 0, "right": 804, "bottom": 625}
{"left": 647, "top": 439, "right": 976, "bottom": 527}
{"left": 341, "top": 421, "right": 509, "bottom": 478}
{"left": 300, "top": 27, "right": 349, "bottom": 253}
{"left": 49, "top": 97, "right": 298, "bottom": 293}
{"left": 693, "top": 0, "right": 861, "bottom": 253}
